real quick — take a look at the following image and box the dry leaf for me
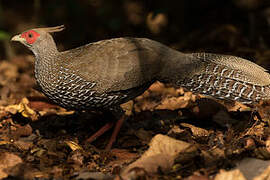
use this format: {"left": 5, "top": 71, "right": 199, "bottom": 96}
{"left": 121, "top": 134, "right": 197, "bottom": 178}
{"left": 64, "top": 140, "right": 83, "bottom": 151}
{"left": 254, "top": 165, "right": 270, "bottom": 180}
{"left": 214, "top": 169, "right": 246, "bottom": 180}
{"left": 180, "top": 123, "right": 210, "bottom": 137}
{"left": 5, "top": 97, "right": 38, "bottom": 120}
{"left": 0, "top": 152, "right": 23, "bottom": 179}
{"left": 121, "top": 100, "right": 134, "bottom": 116}
{"left": 236, "top": 158, "right": 270, "bottom": 180}
{"left": 156, "top": 96, "right": 190, "bottom": 110}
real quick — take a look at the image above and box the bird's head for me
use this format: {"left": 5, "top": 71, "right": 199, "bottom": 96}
{"left": 11, "top": 25, "right": 65, "bottom": 51}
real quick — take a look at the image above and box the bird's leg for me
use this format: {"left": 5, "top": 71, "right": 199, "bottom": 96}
{"left": 85, "top": 106, "right": 127, "bottom": 150}
{"left": 85, "top": 121, "right": 114, "bottom": 143}
{"left": 106, "top": 114, "right": 127, "bottom": 150}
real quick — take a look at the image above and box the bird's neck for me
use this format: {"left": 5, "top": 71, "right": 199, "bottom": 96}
{"left": 32, "top": 40, "right": 60, "bottom": 91}
{"left": 32, "top": 38, "right": 59, "bottom": 61}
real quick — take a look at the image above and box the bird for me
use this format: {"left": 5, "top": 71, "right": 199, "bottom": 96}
{"left": 11, "top": 25, "right": 270, "bottom": 149}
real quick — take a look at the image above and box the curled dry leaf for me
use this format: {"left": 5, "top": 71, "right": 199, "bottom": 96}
{"left": 121, "top": 134, "right": 197, "bottom": 178}
{"left": 64, "top": 140, "right": 83, "bottom": 151}
{"left": 180, "top": 123, "right": 211, "bottom": 137}
{"left": 5, "top": 97, "right": 38, "bottom": 120}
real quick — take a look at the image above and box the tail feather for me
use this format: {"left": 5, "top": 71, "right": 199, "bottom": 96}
{"left": 159, "top": 52, "right": 270, "bottom": 104}
{"left": 178, "top": 70, "right": 270, "bottom": 104}
{"left": 171, "top": 53, "right": 270, "bottom": 104}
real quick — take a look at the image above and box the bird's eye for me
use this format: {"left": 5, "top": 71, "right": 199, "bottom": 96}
{"left": 21, "top": 30, "right": 40, "bottom": 44}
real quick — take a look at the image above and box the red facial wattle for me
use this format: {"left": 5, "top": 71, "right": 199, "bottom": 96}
{"left": 21, "top": 30, "right": 40, "bottom": 44}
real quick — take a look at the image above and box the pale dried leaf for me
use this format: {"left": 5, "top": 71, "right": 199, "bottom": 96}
{"left": 64, "top": 140, "right": 83, "bottom": 151}
{"left": 121, "top": 134, "right": 197, "bottom": 177}
{"left": 214, "top": 169, "right": 246, "bottom": 180}
{"left": 121, "top": 100, "right": 134, "bottom": 116}
{"left": 156, "top": 96, "right": 190, "bottom": 110}
{"left": 237, "top": 158, "right": 270, "bottom": 180}
{"left": 254, "top": 165, "right": 270, "bottom": 180}
{"left": 5, "top": 97, "right": 38, "bottom": 120}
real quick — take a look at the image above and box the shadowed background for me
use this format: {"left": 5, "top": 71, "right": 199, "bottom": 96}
{"left": 1, "top": 0, "right": 270, "bottom": 67}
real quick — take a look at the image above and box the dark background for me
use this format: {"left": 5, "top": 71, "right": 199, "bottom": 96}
{"left": 1, "top": 0, "right": 270, "bottom": 67}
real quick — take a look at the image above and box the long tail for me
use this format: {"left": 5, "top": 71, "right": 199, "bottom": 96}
{"left": 159, "top": 52, "right": 270, "bottom": 104}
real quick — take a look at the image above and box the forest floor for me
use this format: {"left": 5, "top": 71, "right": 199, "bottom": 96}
{"left": 1, "top": 55, "right": 270, "bottom": 180}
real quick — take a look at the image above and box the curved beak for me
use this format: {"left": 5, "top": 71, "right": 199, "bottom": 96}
{"left": 11, "top": 34, "right": 24, "bottom": 42}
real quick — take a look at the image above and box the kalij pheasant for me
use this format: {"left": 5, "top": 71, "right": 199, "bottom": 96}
{"left": 11, "top": 25, "right": 270, "bottom": 149}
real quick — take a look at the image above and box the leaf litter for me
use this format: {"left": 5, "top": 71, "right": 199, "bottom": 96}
{"left": 0, "top": 55, "right": 270, "bottom": 179}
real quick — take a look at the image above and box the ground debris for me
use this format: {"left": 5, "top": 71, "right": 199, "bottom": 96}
{"left": 121, "top": 134, "right": 197, "bottom": 178}
{"left": 214, "top": 169, "right": 246, "bottom": 180}
{"left": 0, "top": 152, "right": 22, "bottom": 179}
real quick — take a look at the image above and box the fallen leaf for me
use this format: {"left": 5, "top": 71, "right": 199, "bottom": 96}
{"left": 214, "top": 169, "right": 246, "bottom": 180}
{"left": 0, "top": 152, "right": 23, "bottom": 179}
{"left": 236, "top": 158, "right": 270, "bottom": 180}
{"left": 120, "top": 100, "right": 134, "bottom": 116}
{"left": 180, "top": 123, "right": 211, "bottom": 137}
{"left": 64, "top": 140, "right": 83, "bottom": 151}
{"left": 5, "top": 97, "right": 38, "bottom": 120}
{"left": 254, "top": 165, "right": 270, "bottom": 180}
{"left": 121, "top": 134, "right": 197, "bottom": 178}
{"left": 156, "top": 96, "right": 190, "bottom": 110}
